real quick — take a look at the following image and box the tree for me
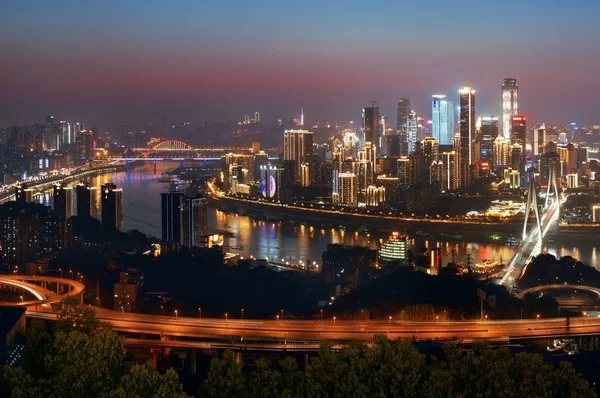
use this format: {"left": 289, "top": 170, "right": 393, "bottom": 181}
{"left": 54, "top": 296, "right": 100, "bottom": 334}
{"left": 201, "top": 338, "right": 596, "bottom": 398}
{"left": 110, "top": 362, "right": 187, "bottom": 398}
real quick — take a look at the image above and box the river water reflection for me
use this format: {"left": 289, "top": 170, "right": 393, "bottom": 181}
{"left": 73, "top": 162, "right": 598, "bottom": 269}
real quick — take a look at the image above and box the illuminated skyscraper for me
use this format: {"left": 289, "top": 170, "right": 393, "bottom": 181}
{"left": 533, "top": 124, "right": 546, "bottom": 156}
{"left": 480, "top": 116, "right": 499, "bottom": 163}
{"left": 511, "top": 116, "right": 527, "bottom": 164}
{"left": 362, "top": 106, "right": 379, "bottom": 182}
{"left": 101, "top": 183, "right": 123, "bottom": 232}
{"left": 459, "top": 86, "right": 476, "bottom": 187}
{"left": 502, "top": 78, "right": 518, "bottom": 140}
{"left": 421, "top": 137, "right": 439, "bottom": 184}
{"left": 397, "top": 98, "right": 411, "bottom": 155}
{"left": 283, "top": 129, "right": 313, "bottom": 181}
{"left": 431, "top": 95, "right": 454, "bottom": 145}
{"left": 406, "top": 110, "right": 419, "bottom": 153}
{"left": 493, "top": 136, "right": 509, "bottom": 168}
{"left": 441, "top": 151, "right": 458, "bottom": 191}
{"left": 338, "top": 172, "right": 358, "bottom": 207}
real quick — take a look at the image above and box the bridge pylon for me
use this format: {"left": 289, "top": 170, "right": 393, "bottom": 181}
{"left": 544, "top": 163, "right": 560, "bottom": 218}
{"left": 522, "top": 174, "right": 543, "bottom": 242}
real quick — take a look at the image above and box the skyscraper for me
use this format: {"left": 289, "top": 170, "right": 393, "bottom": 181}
{"left": 283, "top": 129, "right": 313, "bottom": 181}
{"left": 511, "top": 116, "right": 527, "bottom": 165}
{"left": 533, "top": 124, "right": 546, "bottom": 156}
{"left": 397, "top": 98, "right": 411, "bottom": 155}
{"left": 459, "top": 86, "right": 476, "bottom": 187}
{"left": 75, "top": 182, "right": 97, "bottom": 218}
{"left": 406, "top": 110, "right": 419, "bottom": 154}
{"left": 431, "top": 95, "right": 454, "bottom": 145}
{"left": 52, "top": 183, "right": 73, "bottom": 219}
{"left": 161, "top": 184, "right": 209, "bottom": 248}
{"left": 101, "top": 183, "right": 123, "bottom": 231}
{"left": 502, "top": 78, "right": 518, "bottom": 140}
{"left": 161, "top": 183, "right": 184, "bottom": 245}
{"left": 480, "top": 116, "right": 499, "bottom": 163}
{"left": 338, "top": 172, "right": 358, "bottom": 207}
{"left": 421, "top": 137, "right": 439, "bottom": 184}
{"left": 362, "top": 106, "right": 379, "bottom": 182}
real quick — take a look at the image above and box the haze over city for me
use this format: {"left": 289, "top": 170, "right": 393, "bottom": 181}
{"left": 2, "top": 0, "right": 600, "bottom": 128}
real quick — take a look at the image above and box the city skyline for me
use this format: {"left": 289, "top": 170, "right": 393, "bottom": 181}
{"left": 1, "top": 1, "right": 600, "bottom": 128}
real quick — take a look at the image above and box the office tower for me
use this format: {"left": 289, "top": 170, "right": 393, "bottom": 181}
{"left": 493, "top": 136, "right": 509, "bottom": 168}
{"left": 511, "top": 116, "right": 527, "bottom": 162}
{"left": 569, "top": 122, "right": 578, "bottom": 141}
{"left": 577, "top": 146, "right": 589, "bottom": 169}
{"left": 459, "top": 86, "right": 476, "bottom": 187}
{"left": 15, "top": 185, "right": 33, "bottom": 204}
{"left": 44, "top": 115, "right": 54, "bottom": 150}
{"left": 502, "top": 78, "right": 518, "bottom": 139}
{"left": 283, "top": 129, "right": 313, "bottom": 181}
{"left": 161, "top": 183, "right": 184, "bottom": 245}
{"left": 75, "top": 182, "right": 97, "bottom": 218}
{"left": 254, "top": 112, "right": 260, "bottom": 123}
{"left": 181, "top": 189, "right": 208, "bottom": 248}
{"left": 338, "top": 172, "right": 358, "bottom": 207}
{"left": 301, "top": 163, "right": 311, "bottom": 187}
{"left": 534, "top": 124, "right": 546, "bottom": 156}
{"left": 441, "top": 151, "right": 458, "bottom": 191}
{"left": 101, "top": 183, "right": 123, "bottom": 231}
{"left": 405, "top": 110, "right": 418, "bottom": 154}
{"left": 480, "top": 116, "right": 498, "bottom": 163}
{"left": 362, "top": 106, "right": 379, "bottom": 181}
{"left": 52, "top": 183, "right": 73, "bottom": 219}
{"left": 397, "top": 98, "right": 411, "bottom": 155}
{"left": 421, "top": 137, "right": 439, "bottom": 184}
{"left": 75, "top": 130, "right": 93, "bottom": 164}
{"left": 565, "top": 143, "right": 577, "bottom": 174}
{"left": 510, "top": 144, "right": 524, "bottom": 174}
{"left": 431, "top": 95, "right": 454, "bottom": 145}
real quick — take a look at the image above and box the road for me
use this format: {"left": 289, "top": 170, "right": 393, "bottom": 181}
{"left": 26, "top": 308, "right": 600, "bottom": 343}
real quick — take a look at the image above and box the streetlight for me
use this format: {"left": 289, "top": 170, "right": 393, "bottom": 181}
{"left": 58, "top": 268, "right": 62, "bottom": 278}
{"left": 225, "top": 312, "right": 228, "bottom": 320}
{"left": 333, "top": 316, "right": 336, "bottom": 326}
{"left": 320, "top": 309, "right": 323, "bottom": 321}
{"left": 536, "top": 314, "right": 540, "bottom": 321}
{"left": 20, "top": 296, "right": 23, "bottom": 303}
{"left": 241, "top": 308, "right": 244, "bottom": 320}
{"left": 276, "top": 315, "right": 280, "bottom": 322}
{"left": 198, "top": 308, "right": 202, "bottom": 318}
{"left": 174, "top": 310, "right": 178, "bottom": 319}
{"left": 120, "top": 306, "right": 124, "bottom": 314}
{"left": 160, "top": 305, "right": 164, "bottom": 315}
{"left": 520, "top": 309, "right": 523, "bottom": 320}
{"left": 389, "top": 316, "right": 392, "bottom": 325}
{"left": 280, "top": 309, "right": 284, "bottom": 320}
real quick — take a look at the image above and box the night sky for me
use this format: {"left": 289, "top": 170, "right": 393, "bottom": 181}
{"left": 1, "top": 0, "right": 599, "bottom": 128}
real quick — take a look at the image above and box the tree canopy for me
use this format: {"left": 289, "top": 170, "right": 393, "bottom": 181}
{"left": 202, "top": 337, "right": 595, "bottom": 398}
{"left": 1, "top": 299, "right": 187, "bottom": 398}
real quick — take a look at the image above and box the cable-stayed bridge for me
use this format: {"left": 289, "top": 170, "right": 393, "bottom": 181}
{"left": 500, "top": 167, "right": 562, "bottom": 287}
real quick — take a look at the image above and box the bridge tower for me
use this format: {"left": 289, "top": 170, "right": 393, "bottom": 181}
{"left": 544, "top": 163, "right": 560, "bottom": 219}
{"left": 522, "top": 174, "right": 543, "bottom": 242}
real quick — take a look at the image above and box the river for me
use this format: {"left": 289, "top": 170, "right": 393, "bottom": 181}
{"left": 40, "top": 161, "right": 599, "bottom": 269}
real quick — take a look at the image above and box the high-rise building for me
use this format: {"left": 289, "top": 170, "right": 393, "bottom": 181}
{"left": 75, "top": 182, "right": 97, "bottom": 218}
{"left": 365, "top": 185, "right": 385, "bottom": 207}
{"left": 161, "top": 183, "right": 184, "bottom": 245}
{"left": 362, "top": 106, "right": 379, "bottom": 182}
{"left": 510, "top": 144, "right": 524, "bottom": 174}
{"left": 441, "top": 151, "right": 458, "bottom": 191}
{"left": 52, "top": 183, "right": 73, "bottom": 220}
{"left": 533, "top": 124, "right": 546, "bottom": 156}
{"left": 44, "top": 115, "right": 54, "bottom": 151}
{"left": 14, "top": 185, "right": 33, "bottom": 204}
{"left": 459, "top": 86, "right": 476, "bottom": 187}
{"left": 101, "top": 183, "right": 123, "bottom": 232}
{"left": 493, "top": 136, "right": 509, "bottom": 169}
{"left": 480, "top": 116, "right": 498, "bottom": 163}
{"left": 502, "top": 78, "right": 518, "bottom": 140}
{"left": 565, "top": 143, "right": 577, "bottom": 174}
{"left": 397, "top": 157, "right": 411, "bottom": 186}
{"left": 431, "top": 95, "right": 454, "bottom": 145}
{"left": 397, "top": 98, "right": 411, "bottom": 155}
{"left": 338, "top": 172, "right": 358, "bottom": 207}
{"left": 406, "top": 110, "right": 419, "bottom": 154}
{"left": 511, "top": 116, "right": 527, "bottom": 164}
{"left": 283, "top": 129, "right": 313, "bottom": 181}
{"left": 421, "top": 137, "right": 439, "bottom": 184}
{"left": 181, "top": 188, "right": 208, "bottom": 248}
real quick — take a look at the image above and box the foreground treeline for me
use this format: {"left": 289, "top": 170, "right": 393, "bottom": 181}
{"left": 202, "top": 337, "right": 595, "bottom": 398}
{"left": 0, "top": 298, "right": 187, "bottom": 397}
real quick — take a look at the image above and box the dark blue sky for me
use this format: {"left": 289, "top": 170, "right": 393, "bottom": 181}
{"left": 1, "top": 0, "right": 599, "bottom": 128}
